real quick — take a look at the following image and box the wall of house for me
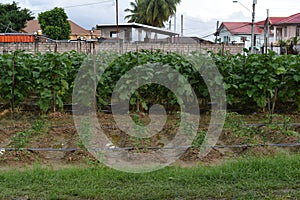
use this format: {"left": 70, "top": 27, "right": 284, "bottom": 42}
{"left": 99, "top": 28, "right": 132, "bottom": 42}
{"left": 218, "top": 27, "right": 265, "bottom": 51}
{"left": 218, "top": 27, "right": 231, "bottom": 43}
{"left": 100, "top": 28, "right": 118, "bottom": 38}
{"left": 288, "top": 26, "right": 297, "bottom": 40}
{"left": 280, "top": 26, "right": 297, "bottom": 41}
{"left": 274, "top": 25, "right": 300, "bottom": 43}
{"left": 0, "top": 42, "right": 244, "bottom": 55}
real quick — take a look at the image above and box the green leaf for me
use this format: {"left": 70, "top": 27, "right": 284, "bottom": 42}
{"left": 246, "top": 89, "right": 254, "bottom": 98}
{"left": 293, "top": 75, "right": 300, "bottom": 82}
{"left": 275, "top": 66, "right": 286, "bottom": 75}
{"left": 141, "top": 101, "right": 148, "bottom": 110}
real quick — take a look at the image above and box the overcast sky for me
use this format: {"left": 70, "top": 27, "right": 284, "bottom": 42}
{"left": 2, "top": 0, "right": 300, "bottom": 41}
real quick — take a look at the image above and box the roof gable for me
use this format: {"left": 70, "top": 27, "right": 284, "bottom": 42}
{"left": 23, "top": 20, "right": 40, "bottom": 33}
{"left": 219, "top": 22, "right": 262, "bottom": 35}
{"left": 269, "top": 17, "right": 287, "bottom": 24}
{"left": 23, "top": 20, "right": 99, "bottom": 36}
{"left": 275, "top": 13, "right": 300, "bottom": 24}
{"left": 69, "top": 20, "right": 89, "bottom": 35}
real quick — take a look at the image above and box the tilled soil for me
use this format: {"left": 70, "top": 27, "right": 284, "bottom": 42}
{"left": 0, "top": 111, "right": 299, "bottom": 169}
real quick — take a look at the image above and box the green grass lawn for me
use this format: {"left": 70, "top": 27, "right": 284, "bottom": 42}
{"left": 0, "top": 154, "right": 299, "bottom": 200}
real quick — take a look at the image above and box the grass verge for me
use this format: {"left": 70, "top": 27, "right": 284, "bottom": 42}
{"left": 0, "top": 154, "right": 299, "bottom": 199}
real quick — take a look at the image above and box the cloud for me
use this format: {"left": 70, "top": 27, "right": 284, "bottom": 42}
{"left": 3, "top": 0, "right": 300, "bottom": 39}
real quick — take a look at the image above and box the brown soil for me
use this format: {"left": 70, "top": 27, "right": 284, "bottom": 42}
{"left": 0, "top": 111, "right": 299, "bottom": 170}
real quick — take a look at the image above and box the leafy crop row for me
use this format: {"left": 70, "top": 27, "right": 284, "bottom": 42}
{"left": 1, "top": 50, "right": 300, "bottom": 113}
{"left": 0, "top": 50, "right": 86, "bottom": 112}
{"left": 211, "top": 50, "right": 300, "bottom": 113}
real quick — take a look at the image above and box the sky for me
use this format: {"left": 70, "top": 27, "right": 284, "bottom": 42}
{"left": 2, "top": 0, "right": 300, "bottom": 41}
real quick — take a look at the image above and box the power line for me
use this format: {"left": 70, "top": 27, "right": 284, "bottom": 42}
{"left": 63, "top": 0, "right": 113, "bottom": 9}
{"left": 32, "top": 0, "right": 113, "bottom": 12}
{"left": 183, "top": 22, "right": 251, "bottom": 39}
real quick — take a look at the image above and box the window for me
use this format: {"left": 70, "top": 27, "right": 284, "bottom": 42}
{"left": 296, "top": 26, "right": 300, "bottom": 37}
{"left": 110, "top": 31, "right": 117, "bottom": 38}
{"left": 240, "top": 36, "right": 247, "bottom": 42}
{"left": 284, "top": 27, "right": 287, "bottom": 37}
{"left": 223, "top": 36, "right": 230, "bottom": 44}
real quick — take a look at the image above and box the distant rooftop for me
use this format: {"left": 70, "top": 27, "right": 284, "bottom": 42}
{"left": 220, "top": 22, "right": 263, "bottom": 35}
{"left": 96, "top": 23, "right": 179, "bottom": 36}
{"left": 275, "top": 12, "right": 300, "bottom": 25}
{"left": 23, "top": 20, "right": 101, "bottom": 36}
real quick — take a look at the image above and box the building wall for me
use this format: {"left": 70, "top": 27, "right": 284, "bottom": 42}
{"left": 70, "top": 34, "right": 94, "bottom": 40}
{"left": 274, "top": 25, "right": 300, "bottom": 43}
{"left": 288, "top": 26, "right": 297, "bottom": 39}
{"left": 219, "top": 27, "right": 265, "bottom": 50}
{"left": 218, "top": 27, "right": 232, "bottom": 43}
{"left": 99, "top": 28, "right": 129, "bottom": 40}
{"left": 280, "top": 26, "right": 297, "bottom": 41}
{"left": 0, "top": 42, "right": 244, "bottom": 55}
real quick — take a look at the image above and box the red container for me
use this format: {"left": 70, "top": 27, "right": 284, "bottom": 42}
{"left": 0, "top": 34, "right": 35, "bottom": 43}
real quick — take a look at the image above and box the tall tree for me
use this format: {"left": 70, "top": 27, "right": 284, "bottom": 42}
{"left": 38, "top": 7, "right": 71, "bottom": 40}
{"left": 0, "top": 1, "right": 34, "bottom": 33}
{"left": 124, "top": 0, "right": 147, "bottom": 24}
{"left": 125, "top": 0, "right": 181, "bottom": 27}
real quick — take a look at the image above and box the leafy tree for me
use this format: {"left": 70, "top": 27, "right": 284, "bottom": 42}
{"left": 124, "top": 0, "right": 181, "bottom": 27}
{"left": 38, "top": 7, "right": 71, "bottom": 40}
{"left": 0, "top": 1, "right": 34, "bottom": 33}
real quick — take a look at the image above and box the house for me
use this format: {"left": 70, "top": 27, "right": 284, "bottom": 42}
{"left": 217, "top": 12, "right": 300, "bottom": 53}
{"left": 271, "top": 13, "right": 300, "bottom": 44}
{"left": 96, "top": 23, "right": 179, "bottom": 43}
{"left": 217, "top": 22, "right": 263, "bottom": 50}
{"left": 22, "top": 20, "right": 101, "bottom": 40}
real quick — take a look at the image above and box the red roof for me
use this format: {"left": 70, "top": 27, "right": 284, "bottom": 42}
{"left": 218, "top": 12, "right": 300, "bottom": 36}
{"left": 255, "top": 17, "right": 285, "bottom": 27}
{"left": 220, "top": 22, "right": 263, "bottom": 35}
{"left": 269, "top": 17, "right": 287, "bottom": 25}
{"left": 275, "top": 13, "right": 300, "bottom": 24}
{"left": 255, "top": 20, "right": 265, "bottom": 27}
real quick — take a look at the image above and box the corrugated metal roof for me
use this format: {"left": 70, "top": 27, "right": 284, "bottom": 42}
{"left": 275, "top": 13, "right": 300, "bottom": 24}
{"left": 220, "top": 22, "right": 262, "bottom": 35}
{"left": 269, "top": 17, "right": 287, "bottom": 25}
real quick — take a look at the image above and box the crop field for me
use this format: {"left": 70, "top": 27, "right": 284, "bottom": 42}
{"left": 0, "top": 49, "right": 300, "bottom": 199}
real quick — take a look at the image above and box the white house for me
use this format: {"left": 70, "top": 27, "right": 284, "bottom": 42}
{"left": 96, "top": 23, "right": 179, "bottom": 43}
{"left": 217, "top": 22, "right": 263, "bottom": 51}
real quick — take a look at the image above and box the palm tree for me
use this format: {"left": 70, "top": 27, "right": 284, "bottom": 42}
{"left": 145, "top": 0, "right": 180, "bottom": 27}
{"left": 124, "top": 0, "right": 181, "bottom": 27}
{"left": 124, "top": 0, "right": 147, "bottom": 24}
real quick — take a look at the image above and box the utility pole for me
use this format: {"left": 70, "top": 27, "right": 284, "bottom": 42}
{"left": 116, "top": 0, "right": 119, "bottom": 41}
{"left": 251, "top": 0, "right": 257, "bottom": 54}
{"left": 232, "top": 0, "right": 257, "bottom": 52}
{"left": 264, "top": 9, "right": 269, "bottom": 54}
{"left": 215, "top": 21, "right": 219, "bottom": 43}
{"left": 181, "top": 14, "right": 183, "bottom": 37}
